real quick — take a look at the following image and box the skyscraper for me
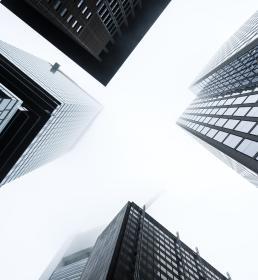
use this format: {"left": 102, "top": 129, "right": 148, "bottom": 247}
{"left": 177, "top": 12, "right": 258, "bottom": 186}
{"left": 0, "top": 39, "right": 102, "bottom": 187}
{"left": 1, "top": 0, "right": 171, "bottom": 85}
{"left": 42, "top": 202, "right": 229, "bottom": 280}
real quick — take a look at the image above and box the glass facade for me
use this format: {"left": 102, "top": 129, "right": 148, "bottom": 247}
{"left": 45, "top": 202, "right": 228, "bottom": 280}
{"left": 48, "top": 248, "right": 92, "bottom": 280}
{"left": 0, "top": 39, "right": 102, "bottom": 187}
{"left": 178, "top": 12, "right": 258, "bottom": 186}
{"left": 49, "top": 257, "right": 88, "bottom": 280}
{"left": 0, "top": 83, "right": 22, "bottom": 134}
{"left": 192, "top": 11, "right": 258, "bottom": 93}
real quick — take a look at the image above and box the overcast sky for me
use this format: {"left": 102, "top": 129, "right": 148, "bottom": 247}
{"left": 0, "top": 1, "right": 257, "bottom": 280}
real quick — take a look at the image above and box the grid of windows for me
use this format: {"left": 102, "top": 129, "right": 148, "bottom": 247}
{"left": 49, "top": 257, "right": 88, "bottom": 280}
{"left": 193, "top": 11, "right": 258, "bottom": 89}
{"left": 178, "top": 87, "right": 258, "bottom": 172}
{"left": 0, "top": 40, "right": 102, "bottom": 187}
{"left": 178, "top": 12, "right": 258, "bottom": 186}
{"left": 25, "top": 0, "right": 111, "bottom": 60}
{"left": 96, "top": 0, "right": 142, "bottom": 36}
{"left": 192, "top": 44, "right": 258, "bottom": 97}
{"left": 39, "top": 0, "right": 93, "bottom": 34}
{"left": 24, "top": 0, "right": 143, "bottom": 60}
{"left": 0, "top": 84, "right": 22, "bottom": 134}
{"left": 82, "top": 204, "right": 128, "bottom": 280}
{"left": 112, "top": 203, "right": 227, "bottom": 280}
{"left": 42, "top": 202, "right": 228, "bottom": 280}
{"left": 3, "top": 0, "right": 171, "bottom": 85}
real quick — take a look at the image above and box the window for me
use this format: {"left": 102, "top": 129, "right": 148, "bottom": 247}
{"left": 223, "top": 107, "right": 237, "bottom": 116}
{"left": 247, "top": 107, "right": 258, "bottom": 117}
{"left": 209, "top": 118, "right": 219, "bottom": 125}
{"left": 214, "top": 131, "right": 228, "bottom": 142}
{"left": 223, "top": 119, "right": 239, "bottom": 129}
{"left": 233, "top": 107, "right": 250, "bottom": 116}
{"left": 237, "top": 139, "right": 258, "bottom": 157}
{"left": 53, "top": 0, "right": 61, "bottom": 11}
{"left": 251, "top": 125, "right": 258, "bottom": 135}
{"left": 206, "top": 129, "right": 218, "bottom": 138}
{"left": 223, "top": 134, "right": 242, "bottom": 148}
{"left": 233, "top": 96, "right": 247, "bottom": 104}
{"left": 244, "top": 94, "right": 258, "bottom": 104}
{"left": 216, "top": 118, "right": 228, "bottom": 127}
{"left": 235, "top": 121, "right": 256, "bottom": 133}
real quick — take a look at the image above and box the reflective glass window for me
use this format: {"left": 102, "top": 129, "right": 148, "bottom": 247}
{"left": 223, "top": 134, "right": 242, "bottom": 148}
{"left": 235, "top": 121, "right": 256, "bottom": 133}
{"left": 237, "top": 139, "right": 258, "bottom": 157}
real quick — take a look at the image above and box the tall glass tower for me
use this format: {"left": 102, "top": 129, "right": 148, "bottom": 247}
{"left": 41, "top": 202, "right": 229, "bottom": 280}
{"left": 1, "top": 0, "right": 171, "bottom": 85}
{"left": 0, "top": 40, "right": 102, "bottom": 187}
{"left": 178, "top": 11, "right": 258, "bottom": 186}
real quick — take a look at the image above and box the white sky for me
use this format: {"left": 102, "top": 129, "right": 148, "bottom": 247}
{"left": 0, "top": 1, "right": 257, "bottom": 280}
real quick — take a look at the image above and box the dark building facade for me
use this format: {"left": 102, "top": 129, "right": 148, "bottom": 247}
{"left": 0, "top": 39, "right": 101, "bottom": 187}
{"left": 42, "top": 202, "right": 229, "bottom": 280}
{"left": 1, "top": 0, "right": 171, "bottom": 85}
{"left": 178, "top": 12, "right": 258, "bottom": 186}
{"left": 22, "top": 0, "right": 141, "bottom": 61}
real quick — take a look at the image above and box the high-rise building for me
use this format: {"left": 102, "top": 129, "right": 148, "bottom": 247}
{"left": 41, "top": 202, "right": 229, "bottom": 280}
{"left": 1, "top": 0, "right": 171, "bottom": 85}
{"left": 177, "top": 12, "right": 258, "bottom": 186}
{"left": 0, "top": 39, "right": 102, "bottom": 187}
{"left": 48, "top": 248, "right": 92, "bottom": 280}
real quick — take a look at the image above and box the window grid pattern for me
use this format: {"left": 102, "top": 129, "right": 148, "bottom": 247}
{"left": 193, "top": 11, "right": 258, "bottom": 86}
{"left": 189, "top": 133, "right": 258, "bottom": 187}
{"left": 25, "top": 0, "right": 143, "bottom": 60}
{"left": 0, "top": 84, "right": 22, "bottom": 134}
{"left": 113, "top": 203, "right": 227, "bottom": 280}
{"left": 49, "top": 257, "right": 88, "bottom": 280}
{"left": 38, "top": 0, "right": 93, "bottom": 35}
{"left": 96, "top": 0, "right": 141, "bottom": 36}
{"left": 25, "top": 0, "right": 111, "bottom": 60}
{"left": 179, "top": 12, "right": 258, "bottom": 186}
{"left": 192, "top": 45, "right": 258, "bottom": 97}
{"left": 82, "top": 204, "right": 128, "bottom": 280}
{"left": 112, "top": 207, "right": 141, "bottom": 280}
{"left": 0, "top": 40, "right": 101, "bottom": 186}
{"left": 178, "top": 87, "right": 258, "bottom": 162}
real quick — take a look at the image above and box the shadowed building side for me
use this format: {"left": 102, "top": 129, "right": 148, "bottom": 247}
{"left": 1, "top": 0, "right": 172, "bottom": 85}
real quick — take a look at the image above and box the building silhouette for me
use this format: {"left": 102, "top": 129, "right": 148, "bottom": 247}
{"left": 178, "top": 12, "right": 258, "bottom": 186}
{"left": 0, "top": 40, "right": 101, "bottom": 187}
{"left": 42, "top": 202, "right": 229, "bottom": 280}
{"left": 1, "top": 0, "right": 171, "bottom": 85}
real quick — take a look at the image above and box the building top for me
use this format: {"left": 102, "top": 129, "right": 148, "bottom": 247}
{"left": 0, "top": 40, "right": 102, "bottom": 107}
{"left": 49, "top": 201, "right": 228, "bottom": 280}
{"left": 192, "top": 11, "right": 258, "bottom": 88}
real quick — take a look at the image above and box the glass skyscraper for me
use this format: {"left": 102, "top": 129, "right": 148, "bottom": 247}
{"left": 1, "top": 0, "right": 171, "bottom": 85}
{"left": 178, "top": 11, "right": 258, "bottom": 186}
{"left": 42, "top": 202, "right": 229, "bottom": 280}
{"left": 0, "top": 39, "right": 102, "bottom": 187}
